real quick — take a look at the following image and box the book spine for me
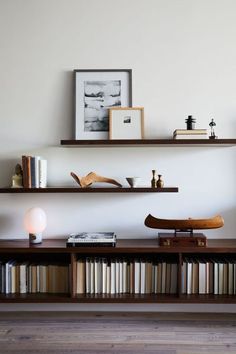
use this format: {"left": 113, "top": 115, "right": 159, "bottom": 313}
{"left": 30, "top": 157, "right": 36, "bottom": 188}
{"left": 39, "top": 159, "right": 47, "bottom": 188}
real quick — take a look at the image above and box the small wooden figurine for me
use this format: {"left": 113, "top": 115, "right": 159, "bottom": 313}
{"left": 71, "top": 171, "right": 122, "bottom": 188}
{"left": 11, "top": 164, "right": 23, "bottom": 188}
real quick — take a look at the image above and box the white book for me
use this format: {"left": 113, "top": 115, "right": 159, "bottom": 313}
{"left": 134, "top": 260, "right": 141, "bottom": 294}
{"left": 106, "top": 265, "right": 111, "bottom": 294}
{"left": 90, "top": 261, "right": 94, "bottom": 294}
{"left": 102, "top": 259, "right": 107, "bottom": 294}
{"left": 115, "top": 260, "right": 120, "bottom": 294}
{"left": 218, "top": 262, "right": 224, "bottom": 295}
{"left": 119, "top": 261, "right": 123, "bottom": 294}
{"left": 76, "top": 260, "right": 85, "bottom": 294}
{"left": 110, "top": 261, "right": 116, "bottom": 294}
{"left": 94, "top": 259, "right": 99, "bottom": 294}
{"left": 127, "top": 264, "right": 130, "bottom": 293}
{"left": 187, "top": 262, "right": 192, "bottom": 295}
{"left": 86, "top": 258, "right": 91, "bottom": 294}
{"left": 20, "top": 263, "right": 28, "bottom": 294}
{"left": 199, "top": 262, "right": 206, "bottom": 294}
{"left": 123, "top": 261, "right": 127, "bottom": 293}
{"left": 174, "top": 135, "right": 208, "bottom": 140}
{"left": 34, "top": 156, "right": 41, "bottom": 188}
{"left": 214, "top": 262, "right": 219, "bottom": 295}
{"left": 98, "top": 259, "right": 102, "bottom": 294}
{"left": 140, "top": 260, "right": 146, "bottom": 294}
{"left": 39, "top": 159, "right": 47, "bottom": 188}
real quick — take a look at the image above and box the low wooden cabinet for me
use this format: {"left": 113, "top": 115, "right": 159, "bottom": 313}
{"left": 0, "top": 238, "right": 236, "bottom": 303}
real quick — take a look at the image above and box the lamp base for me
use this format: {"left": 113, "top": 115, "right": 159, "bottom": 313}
{"left": 29, "top": 233, "right": 42, "bottom": 244}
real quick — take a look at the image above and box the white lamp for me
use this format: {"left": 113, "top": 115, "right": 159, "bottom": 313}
{"left": 24, "top": 207, "right": 47, "bottom": 244}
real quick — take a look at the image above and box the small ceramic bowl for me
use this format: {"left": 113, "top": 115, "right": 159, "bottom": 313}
{"left": 126, "top": 177, "right": 141, "bottom": 188}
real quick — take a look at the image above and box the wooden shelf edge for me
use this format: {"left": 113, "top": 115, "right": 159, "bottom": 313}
{"left": 0, "top": 294, "right": 235, "bottom": 303}
{"left": 60, "top": 139, "right": 236, "bottom": 147}
{"left": 0, "top": 187, "right": 179, "bottom": 193}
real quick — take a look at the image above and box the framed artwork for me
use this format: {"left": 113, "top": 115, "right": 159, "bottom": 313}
{"left": 109, "top": 107, "right": 144, "bottom": 140}
{"left": 74, "top": 69, "right": 132, "bottom": 140}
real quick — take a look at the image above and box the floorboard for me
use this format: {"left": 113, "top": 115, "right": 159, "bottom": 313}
{"left": 0, "top": 312, "right": 235, "bottom": 354}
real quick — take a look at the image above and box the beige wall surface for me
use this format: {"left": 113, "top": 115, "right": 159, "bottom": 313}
{"left": 0, "top": 0, "right": 235, "bottom": 310}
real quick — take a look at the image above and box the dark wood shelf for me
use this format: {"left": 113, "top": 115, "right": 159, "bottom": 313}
{"left": 0, "top": 238, "right": 236, "bottom": 254}
{"left": 0, "top": 187, "right": 179, "bottom": 193}
{"left": 60, "top": 139, "right": 236, "bottom": 147}
{"left": 1, "top": 239, "right": 236, "bottom": 303}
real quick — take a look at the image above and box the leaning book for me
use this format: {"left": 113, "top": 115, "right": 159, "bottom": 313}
{"left": 66, "top": 232, "right": 116, "bottom": 247}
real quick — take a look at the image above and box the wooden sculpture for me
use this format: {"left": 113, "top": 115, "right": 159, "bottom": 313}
{"left": 144, "top": 214, "right": 224, "bottom": 247}
{"left": 71, "top": 171, "right": 122, "bottom": 188}
{"left": 144, "top": 214, "right": 224, "bottom": 230}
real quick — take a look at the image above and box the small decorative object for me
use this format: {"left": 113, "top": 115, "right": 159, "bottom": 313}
{"left": 109, "top": 107, "right": 144, "bottom": 139}
{"left": 151, "top": 170, "right": 157, "bottom": 188}
{"left": 144, "top": 214, "right": 224, "bottom": 247}
{"left": 156, "top": 174, "right": 164, "bottom": 188}
{"left": 11, "top": 164, "right": 23, "bottom": 188}
{"left": 126, "top": 177, "right": 141, "bottom": 188}
{"left": 24, "top": 207, "right": 47, "bottom": 244}
{"left": 185, "top": 115, "right": 196, "bottom": 130}
{"left": 71, "top": 171, "right": 122, "bottom": 188}
{"left": 74, "top": 69, "right": 132, "bottom": 140}
{"left": 209, "top": 119, "right": 217, "bottom": 139}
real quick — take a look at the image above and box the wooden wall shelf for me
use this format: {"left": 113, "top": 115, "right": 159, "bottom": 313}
{"left": 0, "top": 187, "right": 179, "bottom": 193}
{"left": 60, "top": 139, "right": 236, "bottom": 147}
{"left": 0, "top": 239, "right": 236, "bottom": 304}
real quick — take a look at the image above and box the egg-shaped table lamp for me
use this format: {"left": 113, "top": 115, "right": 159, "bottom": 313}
{"left": 24, "top": 207, "right": 47, "bottom": 244}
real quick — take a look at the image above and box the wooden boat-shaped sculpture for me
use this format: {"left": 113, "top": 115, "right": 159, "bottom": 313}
{"left": 144, "top": 214, "right": 224, "bottom": 247}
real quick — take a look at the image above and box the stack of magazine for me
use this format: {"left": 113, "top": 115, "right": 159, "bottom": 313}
{"left": 66, "top": 232, "right": 116, "bottom": 247}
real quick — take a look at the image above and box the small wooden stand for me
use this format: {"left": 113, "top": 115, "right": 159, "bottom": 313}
{"left": 158, "top": 233, "right": 207, "bottom": 247}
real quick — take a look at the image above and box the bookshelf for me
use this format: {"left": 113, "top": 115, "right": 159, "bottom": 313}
{"left": 60, "top": 139, "right": 236, "bottom": 147}
{"left": 0, "top": 187, "right": 178, "bottom": 194}
{"left": 0, "top": 239, "right": 236, "bottom": 303}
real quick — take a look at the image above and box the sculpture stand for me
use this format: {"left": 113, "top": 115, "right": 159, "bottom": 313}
{"left": 158, "top": 232, "right": 207, "bottom": 247}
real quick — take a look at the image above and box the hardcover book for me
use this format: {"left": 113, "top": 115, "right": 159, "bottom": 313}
{"left": 66, "top": 232, "right": 116, "bottom": 247}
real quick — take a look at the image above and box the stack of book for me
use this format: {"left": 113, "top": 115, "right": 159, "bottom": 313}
{"left": 67, "top": 232, "right": 116, "bottom": 247}
{"left": 0, "top": 261, "right": 69, "bottom": 294}
{"left": 22, "top": 155, "right": 47, "bottom": 188}
{"left": 173, "top": 129, "right": 208, "bottom": 140}
{"left": 76, "top": 257, "right": 178, "bottom": 295}
{"left": 182, "top": 258, "right": 236, "bottom": 295}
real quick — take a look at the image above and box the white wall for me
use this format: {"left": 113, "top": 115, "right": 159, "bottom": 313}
{"left": 0, "top": 0, "right": 236, "bottom": 310}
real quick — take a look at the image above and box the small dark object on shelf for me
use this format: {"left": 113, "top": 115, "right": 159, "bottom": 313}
{"left": 151, "top": 170, "right": 157, "bottom": 188}
{"left": 185, "top": 115, "right": 196, "bottom": 130}
{"left": 156, "top": 174, "right": 164, "bottom": 188}
{"left": 209, "top": 119, "right": 217, "bottom": 139}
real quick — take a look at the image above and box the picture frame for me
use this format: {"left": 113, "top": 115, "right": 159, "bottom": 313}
{"left": 74, "top": 69, "right": 132, "bottom": 140}
{"left": 109, "top": 107, "right": 144, "bottom": 140}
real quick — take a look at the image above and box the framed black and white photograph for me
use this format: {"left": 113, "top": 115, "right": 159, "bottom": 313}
{"left": 109, "top": 107, "right": 144, "bottom": 140}
{"left": 74, "top": 69, "right": 132, "bottom": 140}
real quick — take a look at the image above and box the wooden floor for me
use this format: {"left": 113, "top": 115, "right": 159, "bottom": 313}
{"left": 0, "top": 312, "right": 235, "bottom": 354}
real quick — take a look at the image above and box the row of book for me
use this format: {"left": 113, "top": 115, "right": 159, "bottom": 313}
{"left": 22, "top": 155, "right": 47, "bottom": 188}
{"left": 182, "top": 259, "right": 236, "bottom": 295}
{"left": 173, "top": 129, "right": 208, "bottom": 140}
{"left": 0, "top": 261, "right": 69, "bottom": 294}
{"left": 76, "top": 258, "right": 178, "bottom": 294}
